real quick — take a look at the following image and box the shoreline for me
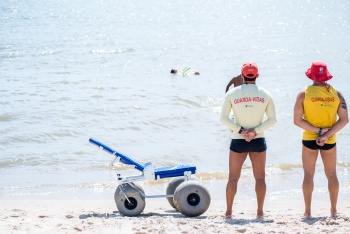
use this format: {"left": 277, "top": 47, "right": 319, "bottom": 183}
{"left": 1, "top": 199, "right": 350, "bottom": 233}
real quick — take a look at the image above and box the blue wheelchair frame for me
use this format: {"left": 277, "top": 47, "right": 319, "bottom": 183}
{"left": 89, "top": 138, "right": 196, "bottom": 198}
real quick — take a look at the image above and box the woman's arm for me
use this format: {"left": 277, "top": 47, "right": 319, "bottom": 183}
{"left": 225, "top": 78, "right": 236, "bottom": 93}
{"left": 225, "top": 75, "right": 242, "bottom": 93}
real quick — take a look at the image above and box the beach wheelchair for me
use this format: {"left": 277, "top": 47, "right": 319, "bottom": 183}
{"left": 89, "top": 138, "right": 211, "bottom": 217}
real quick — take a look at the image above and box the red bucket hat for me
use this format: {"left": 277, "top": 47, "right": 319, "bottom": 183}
{"left": 305, "top": 61, "right": 333, "bottom": 82}
{"left": 242, "top": 62, "right": 258, "bottom": 78}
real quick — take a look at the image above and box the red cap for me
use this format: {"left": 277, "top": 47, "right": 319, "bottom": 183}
{"left": 242, "top": 62, "right": 258, "bottom": 78}
{"left": 305, "top": 61, "right": 333, "bottom": 82}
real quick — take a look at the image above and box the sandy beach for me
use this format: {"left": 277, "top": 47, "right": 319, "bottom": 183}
{"left": 1, "top": 199, "right": 350, "bottom": 234}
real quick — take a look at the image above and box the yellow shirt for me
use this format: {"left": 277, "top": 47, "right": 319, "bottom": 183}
{"left": 303, "top": 85, "right": 339, "bottom": 143}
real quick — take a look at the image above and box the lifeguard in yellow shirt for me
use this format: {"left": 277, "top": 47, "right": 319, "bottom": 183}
{"left": 294, "top": 61, "right": 349, "bottom": 218}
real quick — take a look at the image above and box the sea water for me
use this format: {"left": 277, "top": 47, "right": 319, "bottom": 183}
{"left": 1, "top": 0, "right": 350, "bottom": 203}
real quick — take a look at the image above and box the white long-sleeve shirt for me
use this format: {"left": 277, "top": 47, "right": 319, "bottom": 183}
{"left": 220, "top": 84, "right": 277, "bottom": 139}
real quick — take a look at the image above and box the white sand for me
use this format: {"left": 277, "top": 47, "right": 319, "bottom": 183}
{"left": 1, "top": 199, "right": 350, "bottom": 234}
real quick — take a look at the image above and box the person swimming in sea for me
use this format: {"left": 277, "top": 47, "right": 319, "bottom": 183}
{"left": 170, "top": 67, "right": 200, "bottom": 76}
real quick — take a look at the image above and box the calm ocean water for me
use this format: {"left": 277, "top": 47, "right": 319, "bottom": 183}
{"left": 1, "top": 0, "right": 350, "bottom": 203}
